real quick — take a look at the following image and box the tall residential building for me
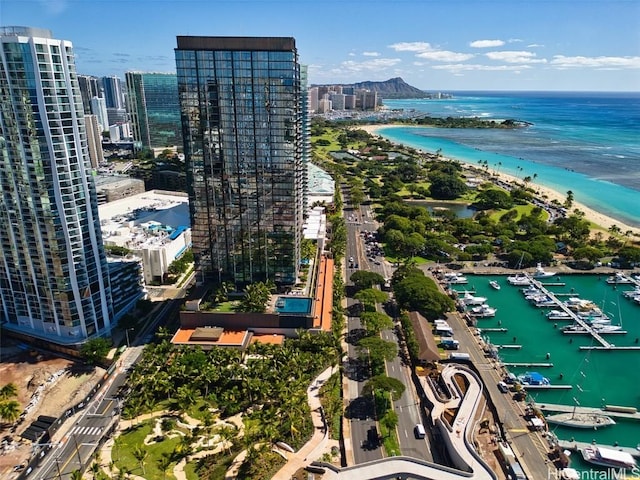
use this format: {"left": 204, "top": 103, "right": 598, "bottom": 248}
{"left": 77, "top": 74, "right": 100, "bottom": 114}
{"left": 175, "top": 36, "right": 305, "bottom": 287}
{"left": 91, "top": 95, "right": 109, "bottom": 131}
{"left": 0, "top": 27, "right": 113, "bottom": 349}
{"left": 101, "top": 75, "right": 125, "bottom": 109}
{"left": 125, "top": 71, "right": 182, "bottom": 149}
{"left": 85, "top": 114, "right": 105, "bottom": 168}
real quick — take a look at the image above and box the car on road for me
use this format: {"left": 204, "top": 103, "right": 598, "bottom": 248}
{"left": 414, "top": 423, "right": 426, "bottom": 439}
{"left": 497, "top": 381, "right": 510, "bottom": 393}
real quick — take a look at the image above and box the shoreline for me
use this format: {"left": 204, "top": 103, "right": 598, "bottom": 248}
{"left": 358, "top": 123, "right": 640, "bottom": 236}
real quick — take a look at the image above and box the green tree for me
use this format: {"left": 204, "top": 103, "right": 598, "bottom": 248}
{"left": 428, "top": 172, "right": 468, "bottom": 200}
{"left": 354, "top": 288, "right": 387, "bottom": 311}
{"left": 357, "top": 337, "right": 397, "bottom": 375}
{"left": 238, "top": 281, "right": 273, "bottom": 313}
{"left": 360, "top": 311, "right": 393, "bottom": 336}
{"left": 132, "top": 446, "right": 148, "bottom": 476}
{"left": 80, "top": 337, "right": 112, "bottom": 364}
{"left": 362, "top": 375, "right": 406, "bottom": 400}
{"left": 350, "top": 270, "right": 385, "bottom": 290}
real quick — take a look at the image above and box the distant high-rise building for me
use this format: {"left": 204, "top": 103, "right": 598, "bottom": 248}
{"left": 175, "top": 36, "right": 305, "bottom": 287}
{"left": 101, "top": 75, "right": 125, "bottom": 109}
{"left": 85, "top": 114, "right": 104, "bottom": 168}
{"left": 77, "top": 74, "right": 100, "bottom": 114}
{"left": 125, "top": 72, "right": 182, "bottom": 149}
{"left": 0, "top": 27, "right": 113, "bottom": 349}
{"left": 91, "top": 95, "right": 109, "bottom": 131}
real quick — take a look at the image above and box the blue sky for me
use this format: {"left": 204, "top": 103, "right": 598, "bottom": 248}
{"left": 2, "top": 0, "right": 639, "bottom": 91}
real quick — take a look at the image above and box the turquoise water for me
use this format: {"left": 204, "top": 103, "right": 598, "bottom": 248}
{"left": 451, "top": 274, "right": 640, "bottom": 462}
{"left": 381, "top": 92, "right": 640, "bottom": 227}
{"left": 274, "top": 296, "right": 312, "bottom": 314}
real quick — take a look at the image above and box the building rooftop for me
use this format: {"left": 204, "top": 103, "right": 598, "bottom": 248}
{"left": 99, "top": 190, "right": 189, "bottom": 251}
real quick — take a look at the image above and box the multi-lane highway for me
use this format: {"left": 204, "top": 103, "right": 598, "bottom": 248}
{"left": 344, "top": 194, "right": 433, "bottom": 464}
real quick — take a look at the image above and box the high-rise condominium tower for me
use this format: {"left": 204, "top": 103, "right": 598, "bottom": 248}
{"left": 125, "top": 71, "right": 182, "bottom": 149}
{"left": 0, "top": 27, "right": 113, "bottom": 348}
{"left": 175, "top": 36, "right": 305, "bottom": 287}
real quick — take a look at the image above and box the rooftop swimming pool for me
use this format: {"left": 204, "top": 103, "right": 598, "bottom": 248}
{"left": 274, "top": 296, "right": 312, "bottom": 314}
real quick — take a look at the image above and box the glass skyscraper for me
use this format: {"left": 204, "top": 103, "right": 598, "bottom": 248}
{"left": 125, "top": 71, "right": 182, "bottom": 149}
{"left": 0, "top": 27, "right": 113, "bottom": 348}
{"left": 175, "top": 36, "right": 305, "bottom": 287}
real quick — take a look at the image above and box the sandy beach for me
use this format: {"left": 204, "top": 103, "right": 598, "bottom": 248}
{"left": 357, "top": 124, "right": 640, "bottom": 237}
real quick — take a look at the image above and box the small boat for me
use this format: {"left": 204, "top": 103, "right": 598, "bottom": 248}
{"left": 507, "top": 273, "right": 530, "bottom": 286}
{"left": 606, "top": 272, "right": 633, "bottom": 285}
{"left": 462, "top": 292, "right": 488, "bottom": 305}
{"left": 580, "top": 445, "right": 637, "bottom": 469}
{"left": 447, "top": 275, "right": 469, "bottom": 285}
{"left": 518, "top": 371, "right": 550, "bottom": 386}
{"left": 489, "top": 280, "right": 500, "bottom": 290}
{"left": 469, "top": 304, "right": 497, "bottom": 318}
{"left": 545, "top": 412, "right": 616, "bottom": 429}
{"left": 547, "top": 310, "right": 572, "bottom": 320}
{"left": 532, "top": 262, "right": 556, "bottom": 278}
{"left": 562, "top": 324, "right": 623, "bottom": 334}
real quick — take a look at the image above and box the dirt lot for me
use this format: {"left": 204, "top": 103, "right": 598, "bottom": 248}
{"left": 0, "top": 339, "right": 105, "bottom": 476}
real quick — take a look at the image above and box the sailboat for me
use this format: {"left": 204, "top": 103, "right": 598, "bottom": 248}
{"left": 544, "top": 350, "right": 615, "bottom": 429}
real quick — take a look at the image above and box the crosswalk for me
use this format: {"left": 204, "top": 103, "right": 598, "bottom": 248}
{"left": 71, "top": 425, "right": 103, "bottom": 436}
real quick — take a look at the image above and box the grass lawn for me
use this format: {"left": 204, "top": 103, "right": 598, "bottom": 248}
{"left": 115, "top": 421, "right": 181, "bottom": 480}
{"left": 209, "top": 301, "right": 239, "bottom": 313}
{"left": 487, "top": 204, "right": 542, "bottom": 223}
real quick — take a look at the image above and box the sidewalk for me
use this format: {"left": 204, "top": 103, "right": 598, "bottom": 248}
{"left": 271, "top": 366, "right": 337, "bottom": 480}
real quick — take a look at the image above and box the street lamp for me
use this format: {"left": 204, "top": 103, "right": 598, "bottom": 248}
{"left": 125, "top": 328, "right": 134, "bottom": 348}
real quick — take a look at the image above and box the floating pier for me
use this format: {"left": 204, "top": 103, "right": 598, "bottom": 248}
{"left": 478, "top": 328, "right": 508, "bottom": 332}
{"left": 522, "top": 384, "right": 572, "bottom": 390}
{"left": 557, "top": 440, "right": 640, "bottom": 460}
{"left": 503, "top": 362, "right": 554, "bottom": 368}
{"left": 563, "top": 330, "right": 628, "bottom": 335}
{"left": 540, "top": 282, "right": 566, "bottom": 286}
{"left": 529, "top": 277, "right": 612, "bottom": 348}
{"left": 495, "top": 344, "right": 522, "bottom": 349}
{"left": 538, "top": 403, "right": 640, "bottom": 421}
{"left": 580, "top": 345, "right": 640, "bottom": 351}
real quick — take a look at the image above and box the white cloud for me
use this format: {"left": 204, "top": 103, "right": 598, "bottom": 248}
{"left": 388, "top": 42, "right": 432, "bottom": 52}
{"left": 527, "top": 44, "right": 544, "bottom": 48}
{"left": 362, "top": 51, "right": 380, "bottom": 57}
{"left": 339, "top": 58, "right": 402, "bottom": 73}
{"left": 39, "top": 0, "right": 68, "bottom": 14}
{"left": 470, "top": 39, "right": 505, "bottom": 48}
{"left": 432, "top": 63, "right": 532, "bottom": 72}
{"left": 416, "top": 50, "right": 475, "bottom": 62}
{"left": 485, "top": 50, "right": 547, "bottom": 64}
{"left": 550, "top": 55, "right": 640, "bottom": 69}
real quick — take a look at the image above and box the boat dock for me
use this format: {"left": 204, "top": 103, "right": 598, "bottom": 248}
{"left": 479, "top": 328, "right": 508, "bottom": 332}
{"left": 495, "top": 344, "right": 522, "bottom": 349}
{"left": 580, "top": 345, "right": 640, "bottom": 351}
{"left": 503, "top": 362, "right": 554, "bottom": 368}
{"left": 522, "top": 384, "right": 572, "bottom": 390}
{"left": 557, "top": 440, "right": 640, "bottom": 460}
{"left": 563, "top": 330, "right": 628, "bottom": 335}
{"left": 529, "top": 278, "right": 613, "bottom": 349}
{"left": 540, "top": 282, "right": 566, "bottom": 286}
{"left": 538, "top": 403, "right": 640, "bottom": 421}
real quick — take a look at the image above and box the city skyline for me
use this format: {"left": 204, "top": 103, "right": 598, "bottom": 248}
{"left": 2, "top": 0, "right": 639, "bottom": 92}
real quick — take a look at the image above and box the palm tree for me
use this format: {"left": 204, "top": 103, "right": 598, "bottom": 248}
{"left": 132, "top": 446, "right": 148, "bottom": 476}
{"left": 0, "top": 400, "right": 21, "bottom": 423}
{"left": 70, "top": 470, "right": 83, "bottom": 480}
{"left": 157, "top": 454, "right": 172, "bottom": 480}
{"left": 0, "top": 383, "right": 18, "bottom": 399}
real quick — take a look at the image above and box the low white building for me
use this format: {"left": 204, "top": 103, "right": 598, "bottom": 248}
{"left": 99, "top": 190, "right": 191, "bottom": 284}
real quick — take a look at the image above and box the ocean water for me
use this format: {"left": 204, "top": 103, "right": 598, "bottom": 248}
{"left": 381, "top": 92, "right": 640, "bottom": 227}
{"left": 450, "top": 275, "right": 640, "bottom": 470}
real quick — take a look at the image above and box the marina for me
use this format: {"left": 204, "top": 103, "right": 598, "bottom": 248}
{"left": 450, "top": 272, "right": 640, "bottom": 471}
{"left": 538, "top": 403, "right": 640, "bottom": 421}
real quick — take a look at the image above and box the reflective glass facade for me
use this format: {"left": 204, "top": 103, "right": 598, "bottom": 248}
{"left": 125, "top": 72, "right": 182, "bottom": 149}
{"left": 0, "top": 27, "right": 113, "bottom": 344}
{"left": 175, "top": 37, "right": 304, "bottom": 287}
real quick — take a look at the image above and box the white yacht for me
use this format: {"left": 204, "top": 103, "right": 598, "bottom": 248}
{"left": 489, "top": 280, "right": 501, "bottom": 290}
{"left": 547, "top": 310, "right": 573, "bottom": 320}
{"left": 606, "top": 272, "right": 633, "bottom": 284}
{"left": 507, "top": 273, "right": 531, "bottom": 286}
{"left": 462, "top": 292, "right": 488, "bottom": 305}
{"left": 581, "top": 445, "right": 637, "bottom": 470}
{"left": 532, "top": 262, "right": 556, "bottom": 278}
{"left": 469, "top": 304, "right": 497, "bottom": 318}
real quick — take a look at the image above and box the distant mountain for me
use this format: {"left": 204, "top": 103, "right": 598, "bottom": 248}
{"left": 316, "top": 77, "right": 430, "bottom": 99}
